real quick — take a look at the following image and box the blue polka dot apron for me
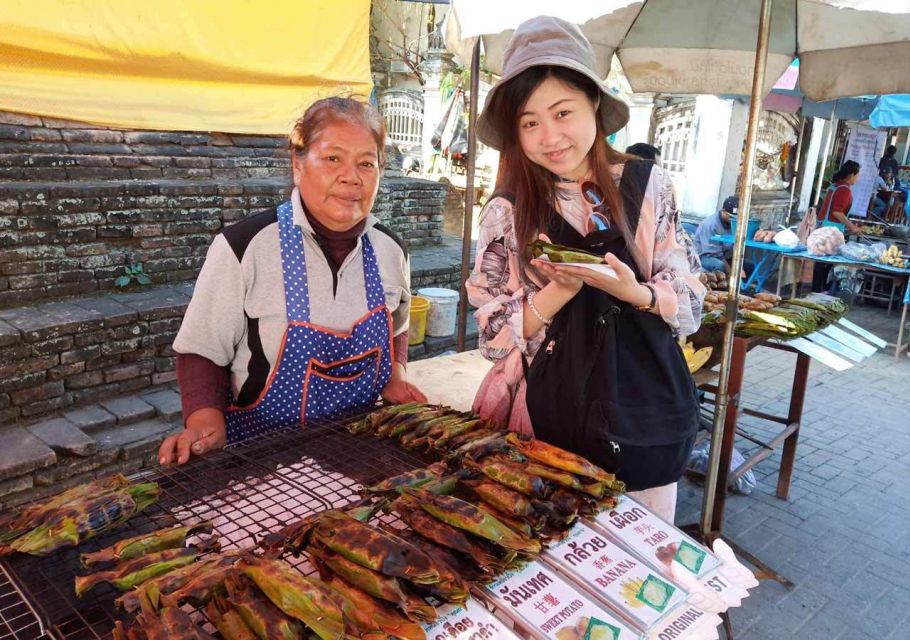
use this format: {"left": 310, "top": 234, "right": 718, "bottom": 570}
{"left": 225, "top": 201, "right": 393, "bottom": 443}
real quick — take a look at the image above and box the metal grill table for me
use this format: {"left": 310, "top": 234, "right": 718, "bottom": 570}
{"left": 0, "top": 414, "right": 433, "bottom": 640}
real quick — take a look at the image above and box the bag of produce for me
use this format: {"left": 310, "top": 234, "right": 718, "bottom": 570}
{"left": 839, "top": 241, "right": 884, "bottom": 262}
{"left": 806, "top": 226, "right": 844, "bottom": 256}
{"left": 773, "top": 227, "right": 800, "bottom": 249}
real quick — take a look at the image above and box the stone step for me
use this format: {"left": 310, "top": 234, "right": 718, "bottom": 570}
{"left": 0, "top": 385, "right": 183, "bottom": 508}
{"left": 0, "top": 283, "right": 191, "bottom": 426}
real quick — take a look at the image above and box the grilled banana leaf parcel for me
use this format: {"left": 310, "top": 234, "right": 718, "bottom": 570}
{"left": 2, "top": 483, "right": 160, "bottom": 556}
{"left": 324, "top": 574, "right": 427, "bottom": 640}
{"left": 506, "top": 433, "right": 622, "bottom": 488}
{"left": 1, "top": 475, "right": 131, "bottom": 545}
{"left": 530, "top": 239, "right": 605, "bottom": 264}
{"left": 236, "top": 555, "right": 348, "bottom": 640}
{"left": 206, "top": 595, "right": 259, "bottom": 640}
{"left": 115, "top": 553, "right": 239, "bottom": 613}
{"left": 406, "top": 489, "right": 541, "bottom": 556}
{"left": 366, "top": 462, "right": 447, "bottom": 494}
{"left": 309, "top": 544, "right": 437, "bottom": 623}
{"left": 226, "top": 573, "right": 306, "bottom": 640}
{"left": 311, "top": 512, "right": 441, "bottom": 585}
{"left": 75, "top": 537, "right": 219, "bottom": 596}
{"left": 392, "top": 496, "right": 508, "bottom": 574}
{"left": 81, "top": 520, "right": 214, "bottom": 567}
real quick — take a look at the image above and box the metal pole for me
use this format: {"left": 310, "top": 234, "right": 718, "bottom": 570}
{"left": 786, "top": 116, "right": 807, "bottom": 223}
{"left": 813, "top": 106, "right": 838, "bottom": 207}
{"left": 699, "top": 0, "right": 773, "bottom": 538}
{"left": 456, "top": 39, "right": 481, "bottom": 352}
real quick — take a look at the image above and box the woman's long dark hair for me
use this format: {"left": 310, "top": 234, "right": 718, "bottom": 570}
{"left": 832, "top": 160, "right": 861, "bottom": 182}
{"left": 485, "top": 66, "right": 644, "bottom": 274}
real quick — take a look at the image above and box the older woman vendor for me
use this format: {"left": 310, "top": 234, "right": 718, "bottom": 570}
{"left": 159, "top": 96, "right": 426, "bottom": 465}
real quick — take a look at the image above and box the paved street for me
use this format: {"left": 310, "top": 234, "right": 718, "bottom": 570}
{"left": 676, "top": 304, "right": 910, "bottom": 638}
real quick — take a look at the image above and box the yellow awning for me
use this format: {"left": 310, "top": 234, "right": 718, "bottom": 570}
{"left": 0, "top": 0, "right": 373, "bottom": 134}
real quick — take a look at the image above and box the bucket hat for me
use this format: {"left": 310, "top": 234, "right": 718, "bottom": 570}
{"left": 477, "top": 15, "right": 629, "bottom": 150}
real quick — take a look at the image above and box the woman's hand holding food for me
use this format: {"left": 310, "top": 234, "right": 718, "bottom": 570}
{"left": 550, "top": 252, "right": 655, "bottom": 310}
{"left": 158, "top": 408, "right": 227, "bottom": 466}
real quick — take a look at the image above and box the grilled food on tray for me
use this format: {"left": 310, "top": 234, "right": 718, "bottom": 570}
{"left": 530, "top": 239, "right": 606, "bottom": 264}
{"left": 1, "top": 480, "right": 160, "bottom": 557}
{"left": 81, "top": 520, "right": 214, "bottom": 567}
{"left": 75, "top": 536, "right": 220, "bottom": 597}
{"left": 0, "top": 474, "right": 131, "bottom": 546}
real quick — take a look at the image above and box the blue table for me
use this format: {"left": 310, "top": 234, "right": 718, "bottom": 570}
{"left": 710, "top": 234, "right": 805, "bottom": 292}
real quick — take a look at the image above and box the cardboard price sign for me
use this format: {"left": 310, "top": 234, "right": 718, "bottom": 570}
{"left": 593, "top": 497, "right": 719, "bottom": 579}
{"left": 546, "top": 522, "right": 687, "bottom": 629}
{"left": 591, "top": 497, "right": 752, "bottom": 611}
{"left": 484, "top": 560, "right": 642, "bottom": 640}
{"left": 422, "top": 600, "right": 521, "bottom": 640}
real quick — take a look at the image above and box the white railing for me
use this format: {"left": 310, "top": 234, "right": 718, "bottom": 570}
{"left": 378, "top": 89, "right": 424, "bottom": 147}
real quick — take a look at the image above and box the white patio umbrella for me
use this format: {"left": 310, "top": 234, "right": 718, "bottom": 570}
{"left": 448, "top": 0, "right": 910, "bottom": 541}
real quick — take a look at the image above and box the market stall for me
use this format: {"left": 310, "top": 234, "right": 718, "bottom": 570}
{"left": 0, "top": 409, "right": 758, "bottom": 640}
{"left": 776, "top": 250, "right": 910, "bottom": 359}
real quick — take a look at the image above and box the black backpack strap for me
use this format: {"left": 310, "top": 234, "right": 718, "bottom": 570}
{"left": 618, "top": 159, "right": 655, "bottom": 237}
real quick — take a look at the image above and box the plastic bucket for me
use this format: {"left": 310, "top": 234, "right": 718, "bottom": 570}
{"left": 408, "top": 296, "right": 430, "bottom": 346}
{"left": 731, "top": 216, "right": 760, "bottom": 241}
{"left": 417, "top": 287, "right": 459, "bottom": 337}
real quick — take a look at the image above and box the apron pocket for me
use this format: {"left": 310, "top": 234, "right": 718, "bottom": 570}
{"left": 303, "top": 351, "right": 382, "bottom": 422}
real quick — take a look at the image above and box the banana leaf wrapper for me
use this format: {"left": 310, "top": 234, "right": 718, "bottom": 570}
{"left": 324, "top": 574, "right": 427, "bottom": 640}
{"left": 352, "top": 403, "right": 424, "bottom": 435}
{"left": 226, "top": 573, "right": 306, "bottom": 640}
{"left": 236, "top": 555, "right": 349, "bottom": 640}
{"left": 367, "top": 462, "right": 447, "bottom": 494}
{"left": 391, "top": 526, "right": 487, "bottom": 585}
{"left": 129, "top": 586, "right": 217, "bottom": 640}
{"left": 308, "top": 543, "right": 437, "bottom": 623}
{"left": 311, "top": 512, "right": 441, "bottom": 585}
{"left": 116, "top": 552, "right": 239, "bottom": 613}
{"left": 206, "top": 595, "right": 259, "bottom": 640}
{"left": 442, "top": 429, "right": 497, "bottom": 454}
{"left": 532, "top": 499, "right": 578, "bottom": 529}
{"left": 1, "top": 475, "right": 131, "bottom": 545}
{"left": 375, "top": 524, "right": 468, "bottom": 605}
{"left": 472, "top": 502, "right": 536, "bottom": 541}
{"left": 464, "top": 458, "right": 552, "bottom": 499}
{"left": 430, "top": 419, "right": 485, "bottom": 450}
{"left": 407, "top": 489, "right": 541, "bottom": 556}
{"left": 392, "top": 497, "right": 509, "bottom": 575}
{"left": 461, "top": 478, "right": 534, "bottom": 517}
{"left": 76, "top": 536, "right": 219, "bottom": 596}
{"left": 3, "top": 483, "right": 160, "bottom": 556}
{"left": 386, "top": 409, "right": 451, "bottom": 439}
{"left": 158, "top": 561, "right": 235, "bottom": 608}
{"left": 506, "top": 433, "right": 621, "bottom": 487}
{"left": 444, "top": 433, "right": 510, "bottom": 463}
{"left": 81, "top": 520, "right": 214, "bottom": 567}
{"left": 399, "top": 414, "right": 470, "bottom": 448}
{"left": 261, "top": 501, "right": 380, "bottom": 555}
{"left": 530, "top": 239, "right": 605, "bottom": 264}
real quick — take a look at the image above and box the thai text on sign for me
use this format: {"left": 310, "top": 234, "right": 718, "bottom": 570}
{"left": 484, "top": 560, "right": 642, "bottom": 640}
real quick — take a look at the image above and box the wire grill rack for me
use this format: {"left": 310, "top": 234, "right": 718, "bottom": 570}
{"left": 1, "top": 413, "right": 434, "bottom": 640}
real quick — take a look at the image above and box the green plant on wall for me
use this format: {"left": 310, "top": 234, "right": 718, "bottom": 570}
{"left": 115, "top": 263, "right": 151, "bottom": 288}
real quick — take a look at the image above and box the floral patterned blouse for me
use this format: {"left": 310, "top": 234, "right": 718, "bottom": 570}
{"left": 465, "top": 163, "right": 706, "bottom": 433}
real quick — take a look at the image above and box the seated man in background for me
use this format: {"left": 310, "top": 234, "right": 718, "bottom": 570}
{"left": 694, "top": 196, "right": 738, "bottom": 273}
{"left": 872, "top": 167, "right": 895, "bottom": 218}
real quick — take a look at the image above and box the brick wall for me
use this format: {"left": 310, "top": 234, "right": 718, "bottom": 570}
{"left": 0, "top": 111, "right": 446, "bottom": 309}
{"left": 0, "top": 111, "right": 288, "bottom": 182}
